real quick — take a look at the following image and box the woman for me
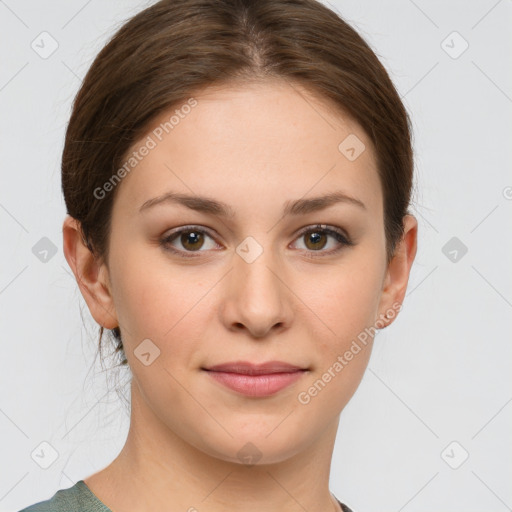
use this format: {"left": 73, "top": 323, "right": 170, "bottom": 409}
{"left": 20, "top": 0, "right": 417, "bottom": 510}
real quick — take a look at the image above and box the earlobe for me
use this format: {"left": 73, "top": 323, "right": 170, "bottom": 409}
{"left": 377, "top": 214, "right": 418, "bottom": 328}
{"left": 62, "top": 215, "right": 119, "bottom": 330}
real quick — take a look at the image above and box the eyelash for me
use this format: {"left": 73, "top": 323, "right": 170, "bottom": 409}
{"left": 159, "top": 224, "right": 354, "bottom": 259}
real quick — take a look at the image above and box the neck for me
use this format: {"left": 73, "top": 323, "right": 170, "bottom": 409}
{"left": 86, "top": 379, "right": 342, "bottom": 512}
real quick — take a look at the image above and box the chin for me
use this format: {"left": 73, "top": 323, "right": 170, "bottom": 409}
{"left": 193, "top": 426, "right": 308, "bottom": 467}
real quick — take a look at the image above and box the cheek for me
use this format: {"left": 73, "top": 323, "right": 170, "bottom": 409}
{"left": 295, "top": 272, "right": 379, "bottom": 416}
{"left": 305, "top": 261, "right": 384, "bottom": 345}
{"left": 111, "top": 239, "right": 384, "bottom": 352}
{"left": 297, "top": 255, "right": 383, "bottom": 400}
{"left": 109, "top": 251, "right": 218, "bottom": 365}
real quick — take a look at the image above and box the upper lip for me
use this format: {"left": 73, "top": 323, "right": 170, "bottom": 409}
{"left": 203, "top": 361, "right": 306, "bottom": 375}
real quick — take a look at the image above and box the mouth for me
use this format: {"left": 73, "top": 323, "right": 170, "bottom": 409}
{"left": 202, "top": 360, "right": 309, "bottom": 397}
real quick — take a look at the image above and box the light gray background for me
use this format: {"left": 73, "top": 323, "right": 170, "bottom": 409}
{"left": 1, "top": 1, "right": 511, "bottom": 511}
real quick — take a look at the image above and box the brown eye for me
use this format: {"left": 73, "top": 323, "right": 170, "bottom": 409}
{"left": 292, "top": 224, "right": 353, "bottom": 257}
{"left": 160, "top": 226, "right": 219, "bottom": 258}
{"left": 180, "top": 230, "right": 205, "bottom": 251}
{"left": 303, "top": 230, "right": 328, "bottom": 250}
{"left": 160, "top": 224, "right": 353, "bottom": 259}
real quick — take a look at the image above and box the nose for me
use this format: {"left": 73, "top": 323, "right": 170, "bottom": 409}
{"left": 219, "top": 244, "right": 293, "bottom": 339}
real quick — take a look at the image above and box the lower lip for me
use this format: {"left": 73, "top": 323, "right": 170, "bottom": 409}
{"left": 204, "top": 370, "right": 306, "bottom": 397}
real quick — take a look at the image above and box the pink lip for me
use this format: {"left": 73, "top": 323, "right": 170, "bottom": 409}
{"left": 203, "top": 361, "right": 308, "bottom": 397}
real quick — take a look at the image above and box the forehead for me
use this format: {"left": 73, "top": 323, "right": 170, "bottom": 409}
{"left": 114, "top": 79, "right": 382, "bottom": 220}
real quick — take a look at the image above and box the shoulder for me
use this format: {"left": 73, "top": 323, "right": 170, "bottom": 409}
{"left": 18, "top": 481, "right": 109, "bottom": 512}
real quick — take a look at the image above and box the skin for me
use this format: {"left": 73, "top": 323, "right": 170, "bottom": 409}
{"left": 63, "top": 78, "right": 417, "bottom": 512}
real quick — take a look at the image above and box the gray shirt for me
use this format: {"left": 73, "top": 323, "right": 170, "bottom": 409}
{"left": 18, "top": 480, "right": 354, "bottom": 512}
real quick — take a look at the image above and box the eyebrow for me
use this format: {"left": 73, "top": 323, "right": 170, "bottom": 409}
{"left": 138, "top": 190, "right": 366, "bottom": 217}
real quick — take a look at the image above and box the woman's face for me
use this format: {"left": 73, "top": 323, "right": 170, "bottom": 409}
{"left": 79, "top": 79, "right": 414, "bottom": 464}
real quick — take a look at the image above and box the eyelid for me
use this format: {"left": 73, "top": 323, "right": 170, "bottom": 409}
{"left": 161, "top": 224, "right": 221, "bottom": 251}
{"left": 294, "top": 223, "right": 351, "bottom": 243}
{"left": 160, "top": 223, "right": 353, "bottom": 258}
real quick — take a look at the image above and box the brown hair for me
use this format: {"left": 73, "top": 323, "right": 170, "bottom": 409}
{"left": 62, "top": 0, "right": 414, "bottom": 369}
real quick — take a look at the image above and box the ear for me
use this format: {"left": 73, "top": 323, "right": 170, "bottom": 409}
{"left": 62, "top": 215, "right": 119, "bottom": 329}
{"left": 376, "top": 214, "right": 418, "bottom": 327}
